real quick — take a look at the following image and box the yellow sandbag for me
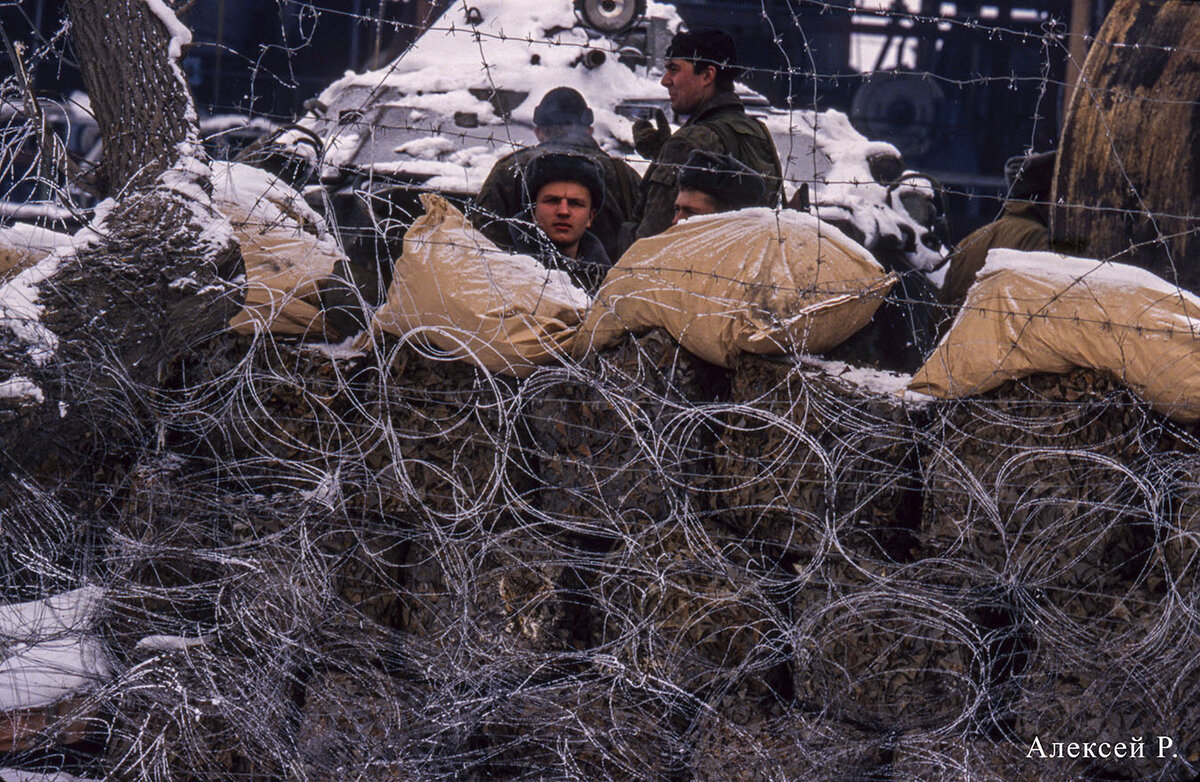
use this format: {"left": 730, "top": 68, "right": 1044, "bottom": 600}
{"left": 911, "top": 250, "right": 1200, "bottom": 422}
{"left": 573, "top": 208, "right": 895, "bottom": 368}
{"left": 0, "top": 225, "right": 71, "bottom": 283}
{"left": 211, "top": 162, "right": 343, "bottom": 338}
{"left": 361, "top": 194, "right": 589, "bottom": 377}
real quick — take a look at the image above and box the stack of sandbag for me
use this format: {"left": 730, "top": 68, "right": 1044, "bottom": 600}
{"left": 216, "top": 490, "right": 405, "bottom": 634}
{"left": 911, "top": 254, "right": 1196, "bottom": 690}
{"left": 592, "top": 524, "right": 785, "bottom": 703}
{"left": 889, "top": 733, "right": 1086, "bottom": 782}
{"left": 104, "top": 639, "right": 289, "bottom": 780}
{"left": 479, "top": 677, "right": 685, "bottom": 780}
{"left": 710, "top": 351, "right": 929, "bottom": 574}
{"left": 297, "top": 668, "right": 456, "bottom": 780}
{"left": 1164, "top": 456, "right": 1200, "bottom": 612}
{"left": 211, "top": 161, "right": 347, "bottom": 340}
{"left": 502, "top": 328, "right": 734, "bottom": 689}
{"left": 185, "top": 336, "right": 367, "bottom": 493}
{"left": 107, "top": 453, "right": 232, "bottom": 642}
{"left": 151, "top": 335, "right": 401, "bottom": 629}
{"left": 358, "top": 339, "right": 517, "bottom": 524}
{"left": 394, "top": 530, "right": 587, "bottom": 679}
{"left": 911, "top": 249, "right": 1200, "bottom": 422}
{"left": 994, "top": 450, "right": 1200, "bottom": 781}
{"left": 362, "top": 193, "right": 588, "bottom": 378}
{"left": 790, "top": 571, "right": 985, "bottom": 733}
{"left": 1008, "top": 653, "right": 1199, "bottom": 781}
{"left": 690, "top": 708, "right": 892, "bottom": 782}
{"left": 517, "top": 327, "right": 728, "bottom": 541}
{"left": 912, "top": 369, "right": 1170, "bottom": 747}
{"left": 354, "top": 339, "right": 576, "bottom": 671}
{"left": 915, "top": 369, "right": 1163, "bottom": 656}
{"left": 575, "top": 207, "right": 895, "bottom": 368}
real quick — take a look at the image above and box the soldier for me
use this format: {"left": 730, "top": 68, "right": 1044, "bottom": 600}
{"left": 507, "top": 153, "right": 612, "bottom": 294}
{"left": 672, "top": 150, "right": 766, "bottom": 226}
{"left": 939, "top": 151, "right": 1055, "bottom": 308}
{"left": 472, "top": 87, "right": 641, "bottom": 261}
{"left": 631, "top": 28, "right": 782, "bottom": 240}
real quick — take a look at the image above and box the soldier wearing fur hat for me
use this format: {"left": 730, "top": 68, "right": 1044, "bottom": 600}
{"left": 472, "top": 86, "right": 641, "bottom": 262}
{"left": 939, "top": 150, "right": 1055, "bottom": 308}
{"left": 630, "top": 28, "right": 782, "bottom": 240}
{"left": 507, "top": 152, "right": 613, "bottom": 294}
{"left": 672, "top": 150, "right": 767, "bottom": 225}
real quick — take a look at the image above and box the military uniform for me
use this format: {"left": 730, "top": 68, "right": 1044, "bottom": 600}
{"left": 633, "top": 91, "right": 782, "bottom": 240}
{"left": 472, "top": 128, "right": 641, "bottom": 262}
{"left": 939, "top": 201, "right": 1050, "bottom": 307}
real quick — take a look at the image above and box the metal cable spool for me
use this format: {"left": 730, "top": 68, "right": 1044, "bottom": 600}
{"left": 1052, "top": 0, "right": 1200, "bottom": 291}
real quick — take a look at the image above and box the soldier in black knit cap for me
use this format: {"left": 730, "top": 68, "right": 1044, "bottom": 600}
{"left": 472, "top": 86, "right": 641, "bottom": 261}
{"left": 507, "top": 152, "right": 613, "bottom": 294}
{"left": 672, "top": 149, "right": 767, "bottom": 225}
{"left": 629, "top": 27, "right": 782, "bottom": 240}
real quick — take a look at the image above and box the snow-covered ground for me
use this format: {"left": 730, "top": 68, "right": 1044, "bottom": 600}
{"left": 0, "top": 586, "right": 111, "bottom": 712}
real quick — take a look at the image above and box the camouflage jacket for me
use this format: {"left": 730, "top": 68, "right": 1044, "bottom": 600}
{"left": 633, "top": 91, "right": 783, "bottom": 240}
{"left": 470, "top": 129, "right": 641, "bottom": 262}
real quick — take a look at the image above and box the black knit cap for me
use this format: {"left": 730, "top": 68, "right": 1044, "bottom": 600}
{"left": 532, "top": 87, "right": 595, "bottom": 128}
{"left": 665, "top": 27, "right": 739, "bottom": 69}
{"left": 1004, "top": 150, "right": 1056, "bottom": 200}
{"left": 523, "top": 152, "right": 605, "bottom": 210}
{"left": 677, "top": 150, "right": 765, "bottom": 210}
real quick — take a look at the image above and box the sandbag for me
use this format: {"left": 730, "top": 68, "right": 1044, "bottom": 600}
{"left": 911, "top": 250, "right": 1200, "bottom": 422}
{"left": 362, "top": 194, "right": 588, "bottom": 377}
{"left": 574, "top": 208, "right": 895, "bottom": 368}
{"left": 0, "top": 224, "right": 71, "bottom": 283}
{"left": 211, "top": 161, "right": 344, "bottom": 338}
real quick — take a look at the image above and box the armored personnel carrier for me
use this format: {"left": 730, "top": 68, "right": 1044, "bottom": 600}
{"left": 282, "top": 0, "right": 946, "bottom": 283}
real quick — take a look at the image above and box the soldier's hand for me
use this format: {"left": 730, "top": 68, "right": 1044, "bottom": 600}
{"left": 632, "top": 109, "right": 671, "bottom": 159}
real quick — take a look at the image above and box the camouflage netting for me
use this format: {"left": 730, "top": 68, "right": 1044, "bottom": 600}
{"left": 2, "top": 324, "right": 1198, "bottom": 781}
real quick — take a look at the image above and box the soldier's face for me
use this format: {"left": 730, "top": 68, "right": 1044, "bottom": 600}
{"left": 534, "top": 181, "right": 594, "bottom": 255}
{"left": 673, "top": 189, "right": 723, "bottom": 225}
{"left": 662, "top": 59, "right": 716, "bottom": 115}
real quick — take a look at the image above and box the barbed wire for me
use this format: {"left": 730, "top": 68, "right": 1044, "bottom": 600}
{"left": 0, "top": 0, "right": 1198, "bottom": 779}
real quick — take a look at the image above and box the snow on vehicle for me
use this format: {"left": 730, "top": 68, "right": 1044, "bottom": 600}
{"left": 285, "top": 0, "right": 947, "bottom": 286}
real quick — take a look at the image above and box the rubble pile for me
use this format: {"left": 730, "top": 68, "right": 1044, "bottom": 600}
{"left": 3, "top": 332, "right": 1198, "bottom": 781}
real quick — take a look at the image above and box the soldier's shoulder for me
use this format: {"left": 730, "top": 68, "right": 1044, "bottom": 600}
{"left": 659, "top": 124, "right": 724, "bottom": 161}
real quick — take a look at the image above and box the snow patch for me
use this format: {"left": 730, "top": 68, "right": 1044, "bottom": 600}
{"left": 0, "top": 771, "right": 97, "bottom": 782}
{"left": 397, "top": 136, "right": 458, "bottom": 160}
{"left": 0, "top": 203, "right": 77, "bottom": 223}
{"left": 310, "top": 334, "right": 368, "bottom": 359}
{"left": 0, "top": 225, "right": 73, "bottom": 256}
{"left": 0, "top": 636, "right": 111, "bottom": 710}
{"left": 135, "top": 634, "right": 211, "bottom": 652}
{"left": 210, "top": 161, "right": 342, "bottom": 255}
{"left": 0, "top": 254, "right": 62, "bottom": 365}
{"left": 141, "top": 0, "right": 193, "bottom": 60}
{"left": 798, "top": 354, "right": 931, "bottom": 401}
{"left": 0, "top": 585, "right": 104, "bottom": 641}
{"left": 983, "top": 250, "right": 1200, "bottom": 301}
{"left": 473, "top": 245, "right": 592, "bottom": 311}
{"left": 0, "top": 376, "right": 44, "bottom": 404}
